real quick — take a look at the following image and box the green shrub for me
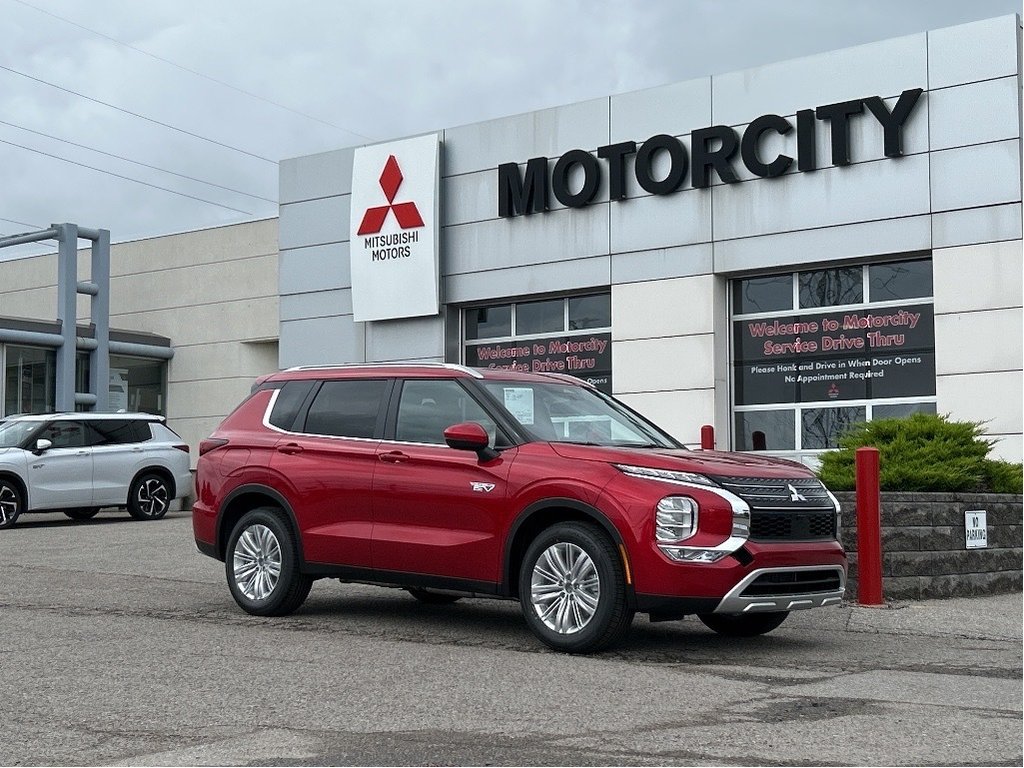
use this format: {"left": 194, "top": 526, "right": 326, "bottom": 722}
{"left": 817, "top": 413, "right": 1023, "bottom": 493}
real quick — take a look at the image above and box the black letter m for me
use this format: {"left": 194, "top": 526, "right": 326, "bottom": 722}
{"left": 498, "top": 157, "right": 549, "bottom": 217}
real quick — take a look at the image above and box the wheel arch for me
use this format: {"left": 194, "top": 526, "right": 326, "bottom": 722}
{"left": 216, "top": 484, "right": 303, "bottom": 563}
{"left": 0, "top": 471, "right": 28, "bottom": 510}
{"left": 501, "top": 498, "right": 629, "bottom": 600}
{"left": 130, "top": 466, "right": 177, "bottom": 502}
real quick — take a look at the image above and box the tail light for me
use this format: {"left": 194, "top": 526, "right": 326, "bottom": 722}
{"left": 172, "top": 443, "right": 190, "bottom": 454}
{"left": 199, "top": 438, "right": 228, "bottom": 456}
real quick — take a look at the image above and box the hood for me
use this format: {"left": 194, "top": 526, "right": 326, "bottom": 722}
{"left": 547, "top": 442, "right": 815, "bottom": 479}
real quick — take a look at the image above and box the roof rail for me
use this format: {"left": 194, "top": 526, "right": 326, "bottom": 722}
{"left": 283, "top": 362, "right": 484, "bottom": 378}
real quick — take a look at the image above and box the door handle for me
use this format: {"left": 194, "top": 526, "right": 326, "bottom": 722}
{"left": 378, "top": 450, "right": 408, "bottom": 464}
{"left": 77, "top": 450, "right": 89, "bottom": 456}
{"left": 276, "top": 443, "right": 304, "bottom": 455}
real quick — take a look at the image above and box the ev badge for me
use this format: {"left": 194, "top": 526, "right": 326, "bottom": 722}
{"left": 471, "top": 482, "right": 496, "bottom": 493}
{"left": 787, "top": 483, "right": 807, "bottom": 502}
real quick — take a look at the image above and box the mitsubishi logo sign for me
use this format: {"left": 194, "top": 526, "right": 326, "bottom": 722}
{"left": 787, "top": 483, "right": 807, "bottom": 503}
{"left": 356, "top": 155, "right": 425, "bottom": 235}
{"left": 349, "top": 134, "right": 440, "bottom": 322}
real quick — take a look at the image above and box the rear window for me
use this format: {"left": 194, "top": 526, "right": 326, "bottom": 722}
{"left": 303, "top": 379, "right": 387, "bottom": 439}
{"left": 89, "top": 419, "right": 151, "bottom": 445}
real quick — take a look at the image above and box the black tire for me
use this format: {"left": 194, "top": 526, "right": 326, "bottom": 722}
{"left": 698, "top": 611, "right": 789, "bottom": 637}
{"left": 518, "top": 521, "right": 634, "bottom": 653}
{"left": 225, "top": 507, "right": 312, "bottom": 616}
{"left": 0, "top": 479, "right": 23, "bottom": 530}
{"left": 127, "top": 472, "right": 171, "bottom": 520}
{"left": 407, "top": 588, "right": 461, "bottom": 605}
{"left": 64, "top": 508, "right": 101, "bottom": 521}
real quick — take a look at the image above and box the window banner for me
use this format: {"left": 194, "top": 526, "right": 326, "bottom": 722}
{"left": 733, "top": 302, "right": 935, "bottom": 405}
{"left": 465, "top": 333, "right": 612, "bottom": 392}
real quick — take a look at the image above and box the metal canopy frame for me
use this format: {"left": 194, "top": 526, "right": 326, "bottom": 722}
{"left": 0, "top": 223, "right": 172, "bottom": 413}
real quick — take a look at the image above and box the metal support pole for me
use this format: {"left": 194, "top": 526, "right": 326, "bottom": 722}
{"left": 88, "top": 229, "right": 111, "bottom": 411}
{"left": 855, "top": 446, "right": 884, "bottom": 605}
{"left": 700, "top": 424, "right": 715, "bottom": 450}
{"left": 54, "top": 223, "right": 79, "bottom": 412}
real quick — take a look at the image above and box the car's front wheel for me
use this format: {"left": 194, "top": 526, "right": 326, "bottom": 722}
{"left": 519, "top": 522, "right": 634, "bottom": 653}
{"left": 225, "top": 507, "right": 312, "bottom": 616}
{"left": 0, "top": 479, "right": 23, "bottom": 530}
{"left": 698, "top": 611, "right": 789, "bottom": 637}
{"left": 127, "top": 473, "right": 171, "bottom": 520}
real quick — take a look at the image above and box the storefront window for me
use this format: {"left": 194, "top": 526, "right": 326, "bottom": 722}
{"left": 4, "top": 346, "right": 55, "bottom": 416}
{"left": 463, "top": 293, "right": 612, "bottom": 393}
{"left": 110, "top": 355, "right": 166, "bottom": 415}
{"left": 732, "top": 258, "right": 936, "bottom": 461}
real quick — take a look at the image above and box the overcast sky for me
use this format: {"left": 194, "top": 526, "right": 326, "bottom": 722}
{"left": 0, "top": 0, "right": 1019, "bottom": 261}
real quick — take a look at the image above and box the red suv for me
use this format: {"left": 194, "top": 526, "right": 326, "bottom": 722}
{"left": 193, "top": 364, "right": 846, "bottom": 653}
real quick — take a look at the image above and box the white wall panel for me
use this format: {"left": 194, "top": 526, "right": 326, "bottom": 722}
{"left": 280, "top": 289, "right": 352, "bottom": 321}
{"left": 444, "top": 204, "right": 609, "bottom": 275}
{"left": 932, "top": 204, "right": 1023, "bottom": 249}
{"left": 610, "top": 188, "right": 711, "bottom": 253}
{"left": 280, "top": 147, "right": 356, "bottom": 204}
{"left": 928, "top": 15, "right": 1020, "bottom": 89}
{"left": 713, "top": 154, "right": 930, "bottom": 241}
{"left": 935, "top": 308, "right": 1023, "bottom": 375}
{"left": 279, "top": 316, "right": 365, "bottom": 368}
{"left": 366, "top": 316, "right": 445, "bottom": 362}
{"left": 445, "top": 256, "right": 610, "bottom": 305}
{"left": 279, "top": 195, "right": 350, "bottom": 250}
{"left": 714, "top": 215, "right": 931, "bottom": 274}
{"left": 613, "top": 335, "right": 715, "bottom": 393}
{"left": 443, "top": 98, "right": 609, "bottom": 176}
{"left": 936, "top": 370, "right": 1023, "bottom": 441}
{"left": 167, "top": 341, "right": 277, "bottom": 384}
{"left": 279, "top": 242, "right": 351, "bottom": 294}
{"left": 929, "top": 140, "right": 1023, "bottom": 213}
{"left": 615, "top": 389, "right": 715, "bottom": 447}
{"left": 933, "top": 240, "right": 1024, "bottom": 314}
{"left": 612, "top": 275, "right": 715, "bottom": 341}
{"left": 443, "top": 169, "right": 496, "bottom": 227}
{"left": 611, "top": 244, "right": 713, "bottom": 284}
{"left": 928, "top": 77, "right": 1020, "bottom": 151}
{"left": 712, "top": 32, "right": 927, "bottom": 126}
{"left": 610, "top": 78, "right": 711, "bottom": 143}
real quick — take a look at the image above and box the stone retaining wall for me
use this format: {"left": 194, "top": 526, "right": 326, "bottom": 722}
{"left": 833, "top": 491, "right": 1023, "bottom": 600}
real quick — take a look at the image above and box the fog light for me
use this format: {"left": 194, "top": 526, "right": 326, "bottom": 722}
{"left": 655, "top": 496, "right": 698, "bottom": 542}
{"left": 659, "top": 546, "right": 729, "bottom": 563}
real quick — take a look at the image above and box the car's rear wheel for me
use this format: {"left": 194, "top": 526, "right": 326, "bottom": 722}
{"left": 698, "top": 611, "right": 789, "bottom": 637}
{"left": 64, "top": 507, "right": 100, "bottom": 521}
{"left": 225, "top": 507, "right": 312, "bottom": 616}
{"left": 518, "top": 522, "right": 634, "bottom": 653}
{"left": 128, "top": 473, "right": 171, "bottom": 520}
{"left": 0, "top": 480, "right": 23, "bottom": 530}
{"left": 407, "top": 588, "right": 461, "bottom": 605}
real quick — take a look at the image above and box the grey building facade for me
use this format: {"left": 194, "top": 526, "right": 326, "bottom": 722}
{"left": 279, "top": 15, "right": 1022, "bottom": 465}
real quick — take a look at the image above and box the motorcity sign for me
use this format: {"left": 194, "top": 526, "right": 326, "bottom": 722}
{"left": 350, "top": 133, "right": 440, "bottom": 322}
{"left": 497, "top": 89, "right": 922, "bottom": 217}
{"left": 733, "top": 302, "right": 936, "bottom": 405}
{"left": 465, "top": 333, "right": 613, "bottom": 393}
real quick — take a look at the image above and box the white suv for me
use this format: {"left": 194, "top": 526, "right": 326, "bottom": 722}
{"left": 0, "top": 413, "right": 193, "bottom": 529}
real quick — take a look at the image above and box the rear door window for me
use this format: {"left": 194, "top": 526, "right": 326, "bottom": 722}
{"left": 268, "top": 380, "right": 317, "bottom": 431}
{"left": 303, "top": 379, "right": 388, "bottom": 439}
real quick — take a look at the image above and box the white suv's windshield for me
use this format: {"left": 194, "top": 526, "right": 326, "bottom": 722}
{"left": 0, "top": 420, "right": 40, "bottom": 448}
{"left": 481, "top": 380, "right": 680, "bottom": 449}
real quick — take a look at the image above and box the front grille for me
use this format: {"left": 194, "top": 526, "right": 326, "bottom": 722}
{"left": 740, "top": 569, "right": 842, "bottom": 597}
{"left": 710, "top": 475, "right": 837, "bottom": 542}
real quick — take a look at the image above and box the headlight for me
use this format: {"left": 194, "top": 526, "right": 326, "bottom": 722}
{"left": 615, "top": 464, "right": 716, "bottom": 487}
{"left": 655, "top": 496, "right": 698, "bottom": 542}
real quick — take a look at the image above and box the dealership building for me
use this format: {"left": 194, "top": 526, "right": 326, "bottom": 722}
{"left": 1, "top": 14, "right": 1021, "bottom": 467}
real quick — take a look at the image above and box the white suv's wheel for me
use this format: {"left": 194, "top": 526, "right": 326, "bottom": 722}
{"left": 225, "top": 507, "right": 312, "bottom": 616}
{"left": 0, "top": 480, "right": 23, "bottom": 530}
{"left": 128, "top": 473, "right": 171, "bottom": 520}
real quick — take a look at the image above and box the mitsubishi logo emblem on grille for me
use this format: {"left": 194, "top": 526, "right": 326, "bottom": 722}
{"left": 787, "top": 483, "right": 807, "bottom": 502}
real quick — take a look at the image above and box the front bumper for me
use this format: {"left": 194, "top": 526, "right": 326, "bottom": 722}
{"left": 712, "top": 564, "right": 846, "bottom": 614}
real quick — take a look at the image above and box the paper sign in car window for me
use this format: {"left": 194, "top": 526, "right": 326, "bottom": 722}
{"left": 503, "top": 387, "right": 535, "bottom": 425}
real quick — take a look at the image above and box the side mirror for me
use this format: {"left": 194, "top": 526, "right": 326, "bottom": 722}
{"left": 33, "top": 438, "right": 53, "bottom": 455}
{"left": 444, "top": 422, "right": 499, "bottom": 462}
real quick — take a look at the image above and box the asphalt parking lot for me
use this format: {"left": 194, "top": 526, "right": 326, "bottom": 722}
{"left": 1, "top": 509, "right": 1021, "bottom": 767}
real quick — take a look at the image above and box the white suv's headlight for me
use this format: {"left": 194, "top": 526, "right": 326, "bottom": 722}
{"left": 655, "top": 496, "right": 698, "bottom": 542}
{"left": 615, "top": 464, "right": 716, "bottom": 487}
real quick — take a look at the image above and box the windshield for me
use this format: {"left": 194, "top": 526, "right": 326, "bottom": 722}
{"left": 0, "top": 420, "right": 40, "bottom": 448}
{"left": 480, "top": 380, "right": 680, "bottom": 449}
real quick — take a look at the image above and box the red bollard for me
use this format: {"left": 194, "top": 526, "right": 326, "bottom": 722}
{"left": 700, "top": 424, "right": 715, "bottom": 450}
{"left": 855, "top": 446, "right": 883, "bottom": 605}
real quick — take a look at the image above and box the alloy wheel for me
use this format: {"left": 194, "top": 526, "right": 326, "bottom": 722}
{"left": 233, "top": 524, "right": 283, "bottom": 601}
{"left": 136, "top": 478, "right": 169, "bottom": 517}
{"left": 0, "top": 484, "right": 20, "bottom": 527}
{"left": 530, "top": 542, "right": 601, "bottom": 634}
